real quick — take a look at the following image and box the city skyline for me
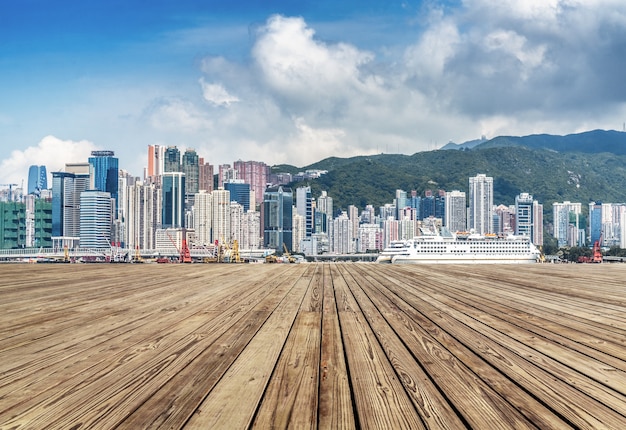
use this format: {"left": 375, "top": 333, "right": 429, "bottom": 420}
{"left": 2, "top": 1, "right": 626, "bottom": 186}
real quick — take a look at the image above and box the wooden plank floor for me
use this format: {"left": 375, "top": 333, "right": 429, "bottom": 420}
{"left": 1, "top": 262, "right": 626, "bottom": 429}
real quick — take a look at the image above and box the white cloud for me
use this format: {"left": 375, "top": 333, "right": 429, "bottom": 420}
{"left": 145, "top": 97, "right": 212, "bottom": 132}
{"left": 199, "top": 78, "right": 239, "bottom": 106}
{"left": 0, "top": 136, "right": 97, "bottom": 186}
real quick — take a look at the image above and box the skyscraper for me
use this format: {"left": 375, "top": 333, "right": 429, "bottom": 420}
{"left": 147, "top": 145, "right": 165, "bottom": 178}
{"left": 589, "top": 202, "right": 602, "bottom": 246}
{"left": 126, "top": 182, "right": 161, "bottom": 251}
{"left": 224, "top": 180, "right": 251, "bottom": 212}
{"left": 182, "top": 149, "right": 200, "bottom": 195}
{"left": 198, "top": 157, "right": 214, "bottom": 192}
{"left": 212, "top": 188, "right": 231, "bottom": 244}
{"left": 445, "top": 190, "right": 466, "bottom": 233}
{"left": 193, "top": 190, "right": 212, "bottom": 246}
{"left": 27, "top": 165, "right": 48, "bottom": 196}
{"left": 263, "top": 186, "right": 293, "bottom": 251}
{"left": 234, "top": 160, "right": 270, "bottom": 207}
{"left": 316, "top": 191, "right": 333, "bottom": 234}
{"left": 515, "top": 192, "right": 543, "bottom": 245}
{"left": 553, "top": 201, "right": 583, "bottom": 247}
{"left": 164, "top": 146, "right": 181, "bottom": 173}
{"left": 161, "top": 172, "right": 185, "bottom": 229}
{"left": 296, "top": 186, "right": 312, "bottom": 237}
{"left": 88, "top": 150, "right": 119, "bottom": 210}
{"left": 79, "top": 190, "right": 112, "bottom": 248}
{"left": 52, "top": 170, "right": 90, "bottom": 238}
{"left": 469, "top": 174, "right": 493, "bottom": 235}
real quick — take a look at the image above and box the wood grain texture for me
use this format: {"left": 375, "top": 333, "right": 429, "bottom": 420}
{"left": 1, "top": 263, "right": 626, "bottom": 429}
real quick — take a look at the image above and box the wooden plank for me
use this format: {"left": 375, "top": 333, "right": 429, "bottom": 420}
{"left": 318, "top": 263, "right": 356, "bottom": 429}
{"left": 345, "top": 264, "right": 553, "bottom": 430}
{"left": 119, "top": 267, "right": 304, "bottom": 429}
{"left": 332, "top": 264, "right": 426, "bottom": 429}
{"left": 183, "top": 266, "right": 310, "bottom": 429}
{"left": 377, "top": 265, "right": 626, "bottom": 429}
{"left": 337, "top": 264, "right": 467, "bottom": 429}
{"left": 252, "top": 312, "right": 321, "bottom": 429}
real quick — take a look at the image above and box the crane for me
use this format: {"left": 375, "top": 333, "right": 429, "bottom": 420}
{"left": 0, "top": 184, "right": 19, "bottom": 201}
{"left": 166, "top": 230, "right": 192, "bottom": 263}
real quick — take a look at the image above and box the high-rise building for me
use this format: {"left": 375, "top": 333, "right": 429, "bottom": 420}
{"left": 395, "top": 189, "right": 407, "bottom": 220}
{"left": 515, "top": 193, "right": 543, "bottom": 245}
{"left": 79, "top": 190, "right": 112, "bottom": 248}
{"left": 225, "top": 180, "right": 251, "bottom": 212}
{"left": 263, "top": 186, "right": 293, "bottom": 251}
{"left": 348, "top": 205, "right": 359, "bottom": 240}
{"left": 182, "top": 149, "right": 200, "bottom": 195}
{"left": 88, "top": 151, "right": 119, "bottom": 211}
{"left": 234, "top": 160, "right": 270, "bottom": 207}
{"left": 212, "top": 188, "right": 231, "bottom": 244}
{"left": 330, "top": 211, "right": 352, "bottom": 254}
{"left": 292, "top": 211, "right": 305, "bottom": 252}
{"left": 27, "top": 165, "right": 48, "bottom": 196}
{"left": 589, "top": 202, "right": 602, "bottom": 246}
{"left": 126, "top": 182, "right": 161, "bottom": 251}
{"left": 161, "top": 172, "right": 185, "bottom": 229}
{"left": 52, "top": 170, "right": 90, "bottom": 238}
{"left": 147, "top": 145, "right": 166, "bottom": 178}
{"left": 164, "top": 146, "right": 181, "bottom": 173}
{"left": 553, "top": 201, "right": 583, "bottom": 247}
{"left": 241, "top": 210, "right": 261, "bottom": 250}
{"left": 24, "top": 195, "right": 53, "bottom": 248}
{"left": 296, "top": 186, "right": 313, "bottom": 237}
{"left": 357, "top": 223, "right": 383, "bottom": 252}
{"left": 445, "top": 190, "right": 466, "bottom": 233}
{"left": 515, "top": 193, "right": 533, "bottom": 237}
{"left": 230, "top": 202, "right": 243, "bottom": 245}
{"left": 198, "top": 157, "right": 214, "bottom": 192}
{"left": 316, "top": 191, "right": 333, "bottom": 234}
{"left": 193, "top": 190, "right": 212, "bottom": 246}
{"left": 469, "top": 174, "right": 493, "bottom": 235}
{"left": 218, "top": 164, "right": 236, "bottom": 188}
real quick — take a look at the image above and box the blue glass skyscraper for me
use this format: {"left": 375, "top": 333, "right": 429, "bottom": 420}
{"left": 225, "top": 180, "right": 251, "bottom": 212}
{"left": 88, "top": 150, "right": 119, "bottom": 209}
{"left": 27, "top": 165, "right": 48, "bottom": 196}
{"left": 263, "top": 186, "right": 293, "bottom": 251}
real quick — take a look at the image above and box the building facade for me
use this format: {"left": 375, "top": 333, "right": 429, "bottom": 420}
{"left": 161, "top": 172, "right": 186, "bottom": 229}
{"left": 79, "top": 190, "right": 112, "bottom": 248}
{"left": 445, "top": 190, "right": 466, "bottom": 233}
{"left": 469, "top": 174, "right": 493, "bottom": 235}
{"left": 263, "top": 186, "right": 293, "bottom": 251}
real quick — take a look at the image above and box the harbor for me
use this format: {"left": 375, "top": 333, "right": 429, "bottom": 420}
{"left": 1, "top": 263, "right": 625, "bottom": 428}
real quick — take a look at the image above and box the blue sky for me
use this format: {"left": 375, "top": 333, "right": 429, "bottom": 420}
{"left": 1, "top": 0, "right": 625, "bottom": 186}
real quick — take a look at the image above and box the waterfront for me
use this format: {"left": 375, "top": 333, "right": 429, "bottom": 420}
{"left": 1, "top": 263, "right": 625, "bottom": 429}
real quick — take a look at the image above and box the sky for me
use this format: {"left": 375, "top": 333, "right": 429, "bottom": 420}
{"left": 1, "top": 0, "right": 626, "bottom": 186}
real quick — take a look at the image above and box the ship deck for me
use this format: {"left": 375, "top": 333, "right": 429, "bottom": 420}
{"left": 1, "top": 262, "right": 626, "bottom": 429}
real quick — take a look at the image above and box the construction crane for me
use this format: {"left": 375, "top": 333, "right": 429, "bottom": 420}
{"left": 230, "top": 239, "right": 241, "bottom": 263}
{"left": 592, "top": 235, "right": 603, "bottom": 263}
{"left": 166, "top": 230, "right": 192, "bottom": 263}
{"left": 0, "top": 184, "right": 19, "bottom": 201}
{"left": 282, "top": 243, "right": 297, "bottom": 263}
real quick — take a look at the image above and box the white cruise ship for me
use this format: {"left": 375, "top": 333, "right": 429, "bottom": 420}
{"left": 376, "top": 229, "right": 541, "bottom": 264}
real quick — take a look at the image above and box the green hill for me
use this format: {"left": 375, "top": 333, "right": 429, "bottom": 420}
{"left": 289, "top": 146, "right": 626, "bottom": 218}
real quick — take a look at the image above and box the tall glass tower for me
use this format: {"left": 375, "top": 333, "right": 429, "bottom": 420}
{"left": 263, "top": 186, "right": 293, "bottom": 251}
{"left": 27, "top": 165, "right": 48, "bottom": 196}
{"left": 162, "top": 172, "right": 186, "bottom": 228}
{"left": 88, "top": 151, "right": 119, "bottom": 210}
{"left": 182, "top": 149, "right": 199, "bottom": 195}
